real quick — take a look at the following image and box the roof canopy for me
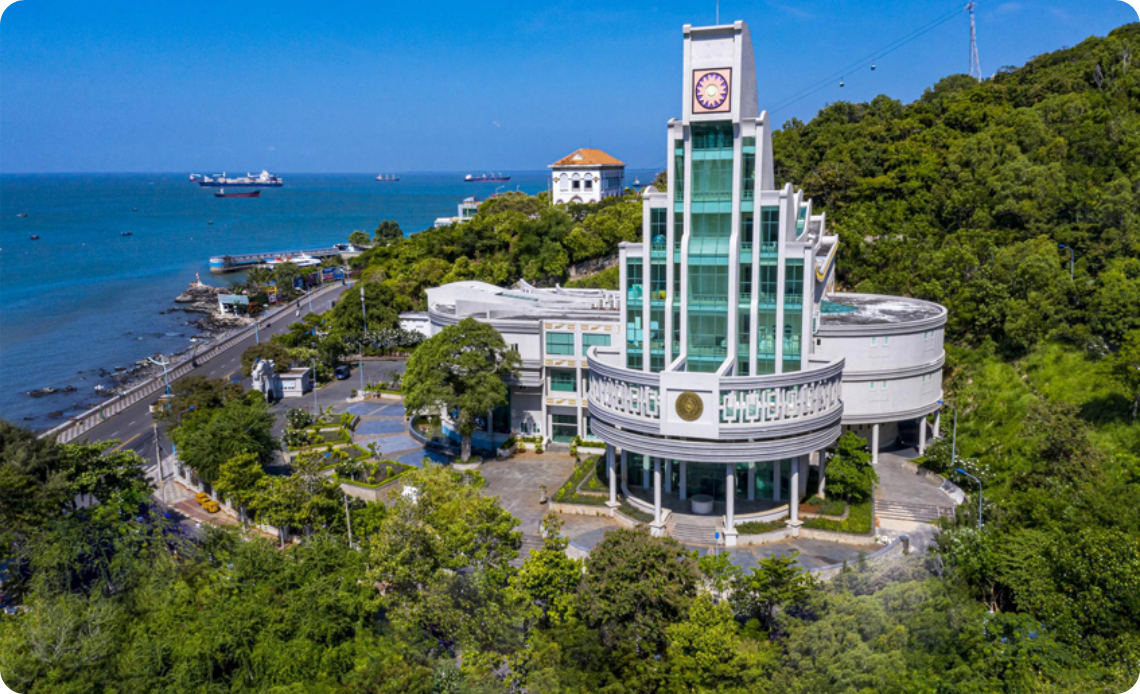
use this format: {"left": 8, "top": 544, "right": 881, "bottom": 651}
{"left": 549, "top": 148, "right": 625, "bottom": 168}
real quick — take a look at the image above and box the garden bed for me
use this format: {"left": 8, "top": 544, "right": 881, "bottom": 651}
{"left": 802, "top": 499, "right": 873, "bottom": 535}
{"left": 552, "top": 455, "right": 610, "bottom": 506}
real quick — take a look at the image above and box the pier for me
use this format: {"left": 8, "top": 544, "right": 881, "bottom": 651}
{"left": 209, "top": 244, "right": 360, "bottom": 274}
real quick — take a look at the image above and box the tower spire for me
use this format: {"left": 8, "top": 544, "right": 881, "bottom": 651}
{"left": 967, "top": 2, "right": 982, "bottom": 80}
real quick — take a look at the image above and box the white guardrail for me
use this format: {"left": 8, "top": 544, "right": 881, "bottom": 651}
{"left": 39, "top": 282, "right": 350, "bottom": 444}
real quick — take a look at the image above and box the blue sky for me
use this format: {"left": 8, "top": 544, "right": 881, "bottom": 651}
{"left": 1, "top": 0, "right": 1135, "bottom": 173}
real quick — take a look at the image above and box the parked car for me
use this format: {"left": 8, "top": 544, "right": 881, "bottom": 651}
{"left": 334, "top": 365, "right": 351, "bottom": 380}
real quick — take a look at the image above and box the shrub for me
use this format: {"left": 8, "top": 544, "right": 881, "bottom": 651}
{"left": 826, "top": 432, "right": 879, "bottom": 502}
{"left": 736, "top": 518, "right": 787, "bottom": 534}
{"left": 552, "top": 455, "right": 608, "bottom": 506}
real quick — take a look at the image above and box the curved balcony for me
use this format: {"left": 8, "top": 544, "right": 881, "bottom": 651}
{"left": 586, "top": 347, "right": 845, "bottom": 449}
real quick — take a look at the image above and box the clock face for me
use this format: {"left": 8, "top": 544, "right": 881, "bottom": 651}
{"left": 692, "top": 69, "right": 732, "bottom": 113}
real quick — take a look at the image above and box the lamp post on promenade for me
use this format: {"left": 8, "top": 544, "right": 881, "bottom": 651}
{"left": 1058, "top": 243, "right": 1074, "bottom": 280}
{"left": 956, "top": 468, "right": 983, "bottom": 530}
{"left": 148, "top": 355, "right": 172, "bottom": 396}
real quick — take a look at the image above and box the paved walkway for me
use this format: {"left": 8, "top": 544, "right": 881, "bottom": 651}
{"left": 479, "top": 453, "right": 579, "bottom": 536}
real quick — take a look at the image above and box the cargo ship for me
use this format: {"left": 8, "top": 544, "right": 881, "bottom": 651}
{"left": 215, "top": 189, "right": 261, "bottom": 198}
{"left": 375, "top": 173, "right": 400, "bottom": 181}
{"left": 191, "top": 170, "right": 283, "bottom": 187}
{"left": 464, "top": 172, "right": 510, "bottom": 182}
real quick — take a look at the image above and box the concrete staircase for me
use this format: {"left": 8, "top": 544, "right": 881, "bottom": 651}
{"left": 875, "top": 499, "right": 953, "bottom": 524}
{"left": 512, "top": 534, "right": 546, "bottom": 567}
{"left": 667, "top": 518, "right": 722, "bottom": 545}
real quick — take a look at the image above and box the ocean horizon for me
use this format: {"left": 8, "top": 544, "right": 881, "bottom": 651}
{"left": 0, "top": 171, "right": 656, "bottom": 429}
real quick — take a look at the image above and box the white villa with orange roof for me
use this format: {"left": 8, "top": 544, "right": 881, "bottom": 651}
{"left": 549, "top": 148, "right": 625, "bottom": 205}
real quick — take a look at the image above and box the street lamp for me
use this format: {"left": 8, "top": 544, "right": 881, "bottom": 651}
{"left": 148, "top": 355, "right": 172, "bottom": 396}
{"left": 956, "top": 467, "right": 983, "bottom": 530}
{"left": 359, "top": 285, "right": 367, "bottom": 397}
{"left": 1058, "top": 243, "right": 1074, "bottom": 280}
{"left": 938, "top": 399, "right": 957, "bottom": 472}
{"left": 253, "top": 314, "right": 261, "bottom": 344}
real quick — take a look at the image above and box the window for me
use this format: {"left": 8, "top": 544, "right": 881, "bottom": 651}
{"left": 551, "top": 414, "right": 578, "bottom": 443}
{"left": 550, "top": 369, "right": 576, "bottom": 392}
{"left": 740, "top": 264, "right": 752, "bottom": 297}
{"left": 884, "top": 336, "right": 890, "bottom": 346}
{"left": 582, "top": 333, "right": 611, "bottom": 354}
{"left": 545, "top": 332, "right": 575, "bottom": 355}
{"left": 871, "top": 336, "right": 877, "bottom": 346}
{"left": 882, "top": 381, "right": 888, "bottom": 389}
{"left": 870, "top": 382, "right": 875, "bottom": 390}
{"left": 559, "top": 174, "right": 568, "bottom": 192}
{"left": 585, "top": 179, "right": 593, "bottom": 190}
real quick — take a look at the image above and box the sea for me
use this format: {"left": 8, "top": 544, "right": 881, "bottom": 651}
{"left": 0, "top": 171, "right": 656, "bottom": 430}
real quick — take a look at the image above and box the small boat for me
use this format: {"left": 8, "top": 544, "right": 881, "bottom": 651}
{"left": 214, "top": 188, "right": 260, "bottom": 198}
{"left": 16, "top": 213, "right": 28, "bottom": 218}
{"left": 375, "top": 173, "right": 400, "bottom": 181}
{"left": 207, "top": 220, "right": 214, "bottom": 225}
{"left": 121, "top": 231, "right": 133, "bottom": 237}
{"left": 29, "top": 235, "right": 40, "bottom": 240}
{"left": 132, "top": 207, "right": 138, "bottom": 212}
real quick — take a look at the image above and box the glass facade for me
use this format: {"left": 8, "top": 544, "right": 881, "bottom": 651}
{"left": 686, "top": 122, "right": 734, "bottom": 373}
{"left": 783, "top": 259, "right": 803, "bottom": 372}
{"left": 626, "top": 258, "right": 643, "bottom": 370}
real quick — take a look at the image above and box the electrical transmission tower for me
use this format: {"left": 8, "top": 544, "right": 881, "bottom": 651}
{"left": 966, "top": 2, "right": 982, "bottom": 80}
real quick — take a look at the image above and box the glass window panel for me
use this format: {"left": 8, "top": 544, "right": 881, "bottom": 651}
{"left": 550, "top": 369, "right": 576, "bottom": 392}
{"left": 582, "top": 334, "right": 611, "bottom": 354}
{"left": 545, "top": 332, "right": 575, "bottom": 355}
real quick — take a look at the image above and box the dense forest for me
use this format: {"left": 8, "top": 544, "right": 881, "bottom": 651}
{"left": 2, "top": 23, "right": 1139, "bottom": 694}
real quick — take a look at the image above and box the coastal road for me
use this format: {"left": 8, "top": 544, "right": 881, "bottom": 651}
{"left": 74, "top": 286, "right": 353, "bottom": 460}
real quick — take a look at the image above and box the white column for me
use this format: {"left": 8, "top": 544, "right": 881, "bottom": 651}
{"left": 933, "top": 410, "right": 942, "bottom": 439}
{"left": 665, "top": 460, "right": 673, "bottom": 494}
{"left": 772, "top": 461, "right": 781, "bottom": 502}
{"left": 790, "top": 458, "right": 800, "bottom": 523}
{"left": 680, "top": 461, "right": 688, "bottom": 500}
{"left": 818, "top": 451, "right": 828, "bottom": 497}
{"left": 653, "top": 458, "right": 663, "bottom": 525}
{"left": 607, "top": 446, "right": 617, "bottom": 506}
{"left": 918, "top": 416, "right": 927, "bottom": 455}
{"left": 747, "top": 463, "right": 755, "bottom": 501}
{"left": 872, "top": 423, "right": 880, "bottom": 465}
{"left": 725, "top": 466, "right": 736, "bottom": 528}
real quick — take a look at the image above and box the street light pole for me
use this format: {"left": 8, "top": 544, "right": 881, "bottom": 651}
{"left": 956, "top": 467, "right": 983, "bottom": 530}
{"left": 153, "top": 421, "right": 167, "bottom": 506}
{"left": 147, "top": 355, "right": 172, "bottom": 396}
{"left": 359, "top": 285, "right": 367, "bottom": 397}
{"left": 312, "top": 358, "right": 318, "bottom": 414}
{"left": 1058, "top": 243, "right": 1074, "bottom": 280}
{"left": 343, "top": 492, "right": 355, "bottom": 549}
{"left": 254, "top": 315, "right": 260, "bottom": 344}
{"left": 938, "top": 399, "right": 958, "bottom": 471}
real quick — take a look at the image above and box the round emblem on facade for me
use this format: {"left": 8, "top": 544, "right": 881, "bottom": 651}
{"left": 675, "top": 391, "right": 704, "bottom": 422}
{"left": 695, "top": 72, "right": 729, "bottom": 110}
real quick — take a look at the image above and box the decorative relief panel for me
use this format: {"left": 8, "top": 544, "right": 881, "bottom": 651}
{"left": 719, "top": 374, "right": 842, "bottom": 425}
{"left": 588, "top": 373, "right": 661, "bottom": 420}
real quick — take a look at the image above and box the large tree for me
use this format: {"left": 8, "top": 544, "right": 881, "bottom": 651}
{"left": 402, "top": 317, "right": 520, "bottom": 461}
{"left": 171, "top": 392, "right": 277, "bottom": 484}
{"left": 575, "top": 527, "right": 699, "bottom": 656}
{"left": 1106, "top": 329, "right": 1140, "bottom": 420}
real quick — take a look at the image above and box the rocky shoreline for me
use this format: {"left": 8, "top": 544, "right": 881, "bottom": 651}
{"left": 25, "top": 279, "right": 254, "bottom": 421}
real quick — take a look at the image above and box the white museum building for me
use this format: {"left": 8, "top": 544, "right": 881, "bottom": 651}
{"left": 423, "top": 21, "right": 947, "bottom": 545}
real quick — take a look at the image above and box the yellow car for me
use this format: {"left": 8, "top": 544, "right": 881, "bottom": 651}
{"left": 202, "top": 500, "right": 220, "bottom": 514}
{"left": 194, "top": 492, "right": 211, "bottom": 505}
